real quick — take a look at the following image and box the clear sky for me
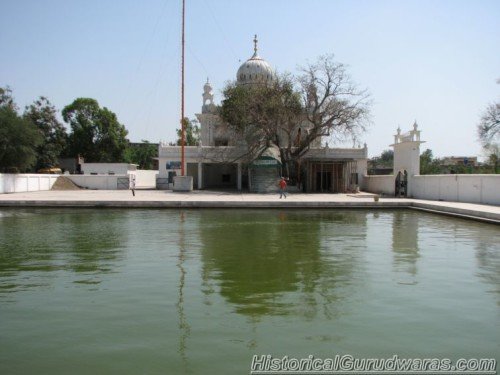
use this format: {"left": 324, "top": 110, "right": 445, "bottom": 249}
{"left": 1, "top": 0, "right": 498, "bottom": 158}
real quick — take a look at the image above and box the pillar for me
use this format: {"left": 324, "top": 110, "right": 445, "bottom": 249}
{"left": 237, "top": 163, "right": 242, "bottom": 191}
{"left": 198, "top": 162, "right": 203, "bottom": 189}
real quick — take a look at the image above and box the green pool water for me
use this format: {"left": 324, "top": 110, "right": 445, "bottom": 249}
{"left": 0, "top": 208, "right": 498, "bottom": 374}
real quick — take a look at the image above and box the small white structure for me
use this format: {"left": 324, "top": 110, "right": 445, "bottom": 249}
{"left": 391, "top": 122, "right": 425, "bottom": 197}
{"left": 363, "top": 124, "right": 500, "bottom": 205}
{"left": 80, "top": 163, "right": 137, "bottom": 175}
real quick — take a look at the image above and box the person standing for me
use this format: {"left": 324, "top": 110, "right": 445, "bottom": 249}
{"left": 130, "top": 174, "right": 136, "bottom": 197}
{"left": 278, "top": 177, "right": 287, "bottom": 199}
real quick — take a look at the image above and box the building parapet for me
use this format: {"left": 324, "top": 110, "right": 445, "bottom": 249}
{"left": 159, "top": 144, "right": 368, "bottom": 161}
{"left": 159, "top": 145, "right": 248, "bottom": 163}
{"left": 302, "top": 146, "right": 368, "bottom": 160}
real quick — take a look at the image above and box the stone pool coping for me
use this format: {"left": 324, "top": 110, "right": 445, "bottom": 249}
{"left": 0, "top": 190, "right": 499, "bottom": 224}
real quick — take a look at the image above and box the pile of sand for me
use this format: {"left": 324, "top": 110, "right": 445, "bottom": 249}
{"left": 51, "top": 176, "right": 82, "bottom": 190}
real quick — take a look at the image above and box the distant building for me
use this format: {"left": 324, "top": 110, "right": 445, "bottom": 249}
{"left": 441, "top": 156, "right": 478, "bottom": 167}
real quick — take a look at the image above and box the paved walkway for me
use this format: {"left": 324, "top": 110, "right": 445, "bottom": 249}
{"left": 0, "top": 190, "right": 499, "bottom": 223}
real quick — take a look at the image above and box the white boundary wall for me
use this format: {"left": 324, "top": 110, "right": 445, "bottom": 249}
{"left": 364, "top": 173, "right": 500, "bottom": 205}
{"left": 65, "top": 175, "right": 127, "bottom": 190}
{"left": 131, "top": 170, "right": 158, "bottom": 188}
{"left": 80, "top": 163, "right": 136, "bottom": 175}
{"left": 67, "top": 170, "right": 157, "bottom": 190}
{"left": 412, "top": 174, "right": 500, "bottom": 205}
{"left": 0, "top": 174, "right": 60, "bottom": 194}
{"left": 363, "top": 175, "right": 395, "bottom": 195}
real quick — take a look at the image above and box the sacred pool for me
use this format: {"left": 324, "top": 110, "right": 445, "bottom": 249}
{"left": 0, "top": 208, "right": 498, "bottom": 374}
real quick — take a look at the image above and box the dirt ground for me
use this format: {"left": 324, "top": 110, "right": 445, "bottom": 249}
{"left": 51, "top": 176, "right": 82, "bottom": 190}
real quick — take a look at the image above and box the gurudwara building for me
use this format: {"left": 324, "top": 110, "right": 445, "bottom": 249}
{"left": 157, "top": 37, "right": 368, "bottom": 193}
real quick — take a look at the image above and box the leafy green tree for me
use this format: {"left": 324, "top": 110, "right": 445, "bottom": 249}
{"left": 24, "top": 97, "right": 68, "bottom": 169}
{"left": 485, "top": 144, "right": 499, "bottom": 173}
{"left": 124, "top": 140, "right": 157, "bottom": 169}
{"left": 0, "top": 88, "right": 42, "bottom": 172}
{"left": 175, "top": 118, "right": 200, "bottom": 146}
{"left": 379, "top": 149, "right": 394, "bottom": 166}
{"left": 420, "top": 149, "right": 442, "bottom": 174}
{"left": 62, "top": 98, "right": 128, "bottom": 162}
{"left": 0, "top": 87, "right": 16, "bottom": 111}
{"left": 220, "top": 74, "right": 302, "bottom": 164}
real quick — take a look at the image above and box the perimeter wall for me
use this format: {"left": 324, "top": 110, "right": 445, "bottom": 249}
{"left": 0, "top": 174, "right": 59, "bottom": 194}
{"left": 363, "top": 174, "right": 500, "bottom": 205}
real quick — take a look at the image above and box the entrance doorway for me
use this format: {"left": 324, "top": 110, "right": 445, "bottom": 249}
{"left": 395, "top": 170, "right": 408, "bottom": 197}
{"left": 310, "top": 162, "right": 345, "bottom": 193}
{"left": 316, "top": 170, "right": 332, "bottom": 191}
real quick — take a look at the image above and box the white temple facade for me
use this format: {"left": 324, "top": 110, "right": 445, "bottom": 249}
{"left": 157, "top": 36, "right": 368, "bottom": 192}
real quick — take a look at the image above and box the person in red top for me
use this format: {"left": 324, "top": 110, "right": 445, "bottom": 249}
{"left": 278, "top": 177, "right": 287, "bottom": 199}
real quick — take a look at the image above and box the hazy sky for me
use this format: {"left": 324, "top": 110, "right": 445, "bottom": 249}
{"left": 1, "top": 0, "right": 498, "bottom": 158}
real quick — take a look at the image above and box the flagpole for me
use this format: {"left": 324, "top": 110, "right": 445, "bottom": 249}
{"left": 180, "top": 0, "right": 186, "bottom": 176}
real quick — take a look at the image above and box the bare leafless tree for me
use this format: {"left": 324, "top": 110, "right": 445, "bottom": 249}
{"left": 478, "top": 102, "right": 500, "bottom": 147}
{"left": 296, "top": 55, "right": 370, "bottom": 149}
{"left": 219, "top": 55, "right": 371, "bottom": 176}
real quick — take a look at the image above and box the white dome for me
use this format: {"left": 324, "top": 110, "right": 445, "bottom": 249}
{"left": 237, "top": 36, "right": 274, "bottom": 86}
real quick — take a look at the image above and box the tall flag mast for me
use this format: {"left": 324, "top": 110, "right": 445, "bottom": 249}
{"left": 180, "top": 0, "right": 186, "bottom": 176}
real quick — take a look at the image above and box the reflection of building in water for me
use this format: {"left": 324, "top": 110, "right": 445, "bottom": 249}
{"left": 472, "top": 227, "right": 500, "bottom": 306}
{"left": 199, "top": 211, "right": 368, "bottom": 320}
{"left": 392, "top": 211, "right": 420, "bottom": 279}
{"left": 475, "top": 245, "right": 500, "bottom": 306}
{"left": 176, "top": 211, "right": 190, "bottom": 373}
{"left": 0, "top": 210, "right": 126, "bottom": 294}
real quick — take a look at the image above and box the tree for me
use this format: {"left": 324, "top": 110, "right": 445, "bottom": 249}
{"left": 478, "top": 103, "right": 499, "bottom": 147}
{"left": 24, "top": 97, "right": 68, "bottom": 169}
{"left": 368, "top": 149, "right": 394, "bottom": 174}
{"left": 124, "top": 140, "right": 157, "bottom": 169}
{"left": 477, "top": 80, "right": 499, "bottom": 172}
{"left": 0, "top": 88, "right": 42, "bottom": 172}
{"left": 220, "top": 55, "right": 370, "bottom": 176}
{"left": 297, "top": 55, "right": 370, "bottom": 149}
{"left": 220, "top": 74, "right": 303, "bottom": 166}
{"left": 174, "top": 118, "right": 200, "bottom": 146}
{"left": 379, "top": 149, "right": 394, "bottom": 166}
{"left": 62, "top": 98, "right": 128, "bottom": 162}
{"left": 0, "top": 87, "right": 16, "bottom": 111}
{"left": 485, "top": 144, "right": 499, "bottom": 174}
{"left": 420, "top": 149, "right": 442, "bottom": 175}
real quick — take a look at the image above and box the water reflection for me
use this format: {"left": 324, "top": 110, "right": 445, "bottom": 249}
{"left": 392, "top": 211, "right": 420, "bottom": 280}
{"left": 0, "top": 209, "right": 125, "bottom": 295}
{"left": 199, "top": 210, "right": 368, "bottom": 319}
{"left": 472, "top": 224, "right": 500, "bottom": 306}
{"left": 176, "top": 211, "right": 190, "bottom": 373}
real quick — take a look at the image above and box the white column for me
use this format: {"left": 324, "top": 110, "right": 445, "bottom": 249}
{"left": 237, "top": 163, "right": 242, "bottom": 191}
{"left": 198, "top": 162, "right": 203, "bottom": 189}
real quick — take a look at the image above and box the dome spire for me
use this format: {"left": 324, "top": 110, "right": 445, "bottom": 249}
{"left": 237, "top": 35, "right": 274, "bottom": 86}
